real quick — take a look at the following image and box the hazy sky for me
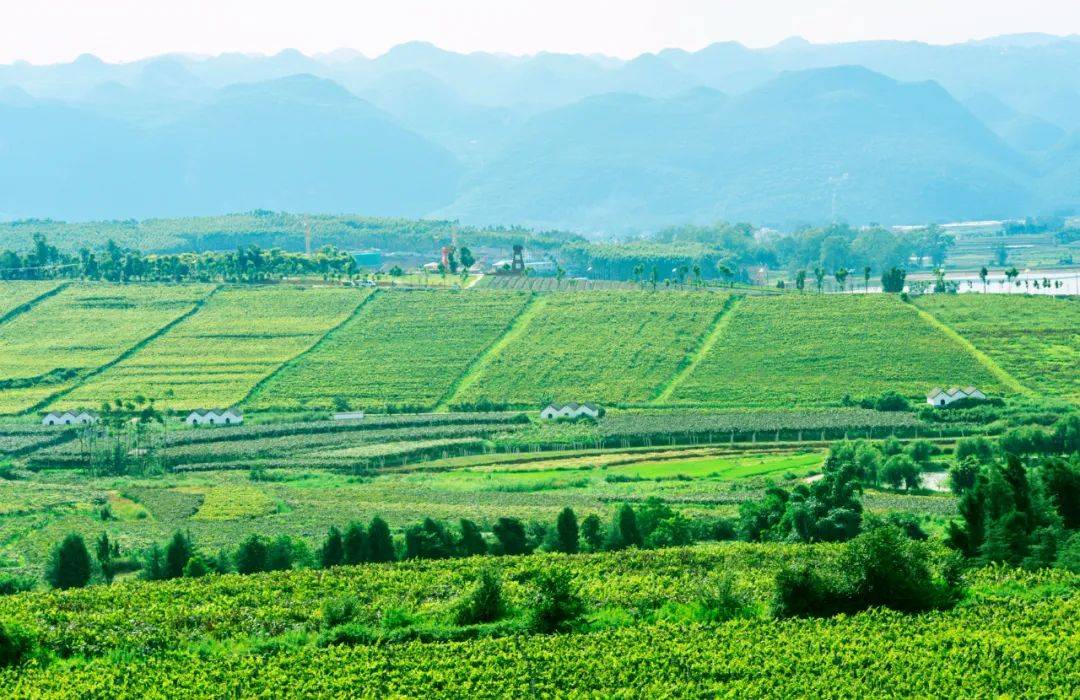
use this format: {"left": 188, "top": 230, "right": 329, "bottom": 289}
{"left": 5, "top": 0, "right": 1080, "bottom": 64}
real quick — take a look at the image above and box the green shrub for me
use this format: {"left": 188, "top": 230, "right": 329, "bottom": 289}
{"left": 695, "top": 574, "right": 756, "bottom": 622}
{"left": 321, "top": 596, "right": 360, "bottom": 629}
{"left": 235, "top": 535, "right": 269, "bottom": 574}
{"left": 182, "top": 554, "right": 211, "bottom": 578}
{"left": 1057, "top": 532, "right": 1080, "bottom": 573}
{"left": 0, "top": 621, "right": 36, "bottom": 667}
{"left": 773, "top": 526, "right": 962, "bottom": 618}
{"left": 317, "top": 622, "right": 378, "bottom": 647}
{"left": 0, "top": 574, "right": 36, "bottom": 596}
{"left": 493, "top": 517, "right": 529, "bottom": 555}
{"left": 45, "top": 533, "right": 92, "bottom": 590}
{"left": 454, "top": 569, "right": 506, "bottom": 626}
{"left": 528, "top": 568, "right": 585, "bottom": 633}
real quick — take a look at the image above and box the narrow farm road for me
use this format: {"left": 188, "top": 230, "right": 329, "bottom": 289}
{"left": 653, "top": 295, "right": 742, "bottom": 404}
{"left": 910, "top": 304, "right": 1032, "bottom": 397}
{"left": 435, "top": 293, "right": 546, "bottom": 411}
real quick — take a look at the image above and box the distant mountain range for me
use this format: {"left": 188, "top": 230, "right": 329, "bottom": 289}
{"left": 2, "top": 35, "right": 1080, "bottom": 233}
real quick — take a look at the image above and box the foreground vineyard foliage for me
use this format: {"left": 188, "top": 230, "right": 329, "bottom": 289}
{"left": 0, "top": 550, "right": 1074, "bottom": 697}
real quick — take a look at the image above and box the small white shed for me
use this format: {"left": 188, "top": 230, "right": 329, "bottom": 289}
{"left": 185, "top": 409, "right": 243, "bottom": 426}
{"left": 42, "top": 411, "right": 97, "bottom": 427}
{"left": 539, "top": 402, "right": 601, "bottom": 420}
{"left": 926, "top": 387, "right": 986, "bottom": 407}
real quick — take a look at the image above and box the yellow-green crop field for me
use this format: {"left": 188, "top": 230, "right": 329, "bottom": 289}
{"left": 454, "top": 291, "right": 728, "bottom": 405}
{"left": 0, "top": 285, "right": 1073, "bottom": 415}
{"left": 914, "top": 294, "right": 1080, "bottom": 402}
{"left": 247, "top": 290, "right": 530, "bottom": 410}
{"left": 54, "top": 286, "right": 364, "bottom": 410}
{"left": 0, "top": 281, "right": 61, "bottom": 318}
{"left": 0, "top": 283, "right": 213, "bottom": 413}
{"left": 671, "top": 294, "right": 1006, "bottom": 407}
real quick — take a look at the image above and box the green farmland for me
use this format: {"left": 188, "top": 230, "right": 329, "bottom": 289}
{"left": 914, "top": 294, "right": 1080, "bottom": 402}
{"left": 0, "top": 280, "right": 62, "bottom": 320}
{"left": 0, "top": 284, "right": 1073, "bottom": 415}
{"left": 0, "top": 284, "right": 213, "bottom": 413}
{"left": 670, "top": 294, "right": 1007, "bottom": 407}
{"left": 54, "top": 286, "right": 363, "bottom": 410}
{"left": 247, "top": 290, "right": 530, "bottom": 411}
{"left": 453, "top": 291, "right": 729, "bottom": 406}
{"left": 0, "top": 283, "right": 1076, "bottom": 699}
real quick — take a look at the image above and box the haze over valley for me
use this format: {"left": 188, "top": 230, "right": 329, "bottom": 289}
{"left": 4, "top": 35, "right": 1080, "bottom": 232}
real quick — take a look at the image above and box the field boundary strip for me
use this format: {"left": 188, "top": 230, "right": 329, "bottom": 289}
{"left": 0, "top": 281, "right": 69, "bottom": 328}
{"left": 652, "top": 295, "right": 742, "bottom": 404}
{"left": 435, "top": 293, "right": 545, "bottom": 411}
{"left": 238, "top": 288, "right": 378, "bottom": 408}
{"left": 24, "top": 285, "right": 222, "bottom": 414}
{"left": 910, "top": 302, "right": 1033, "bottom": 397}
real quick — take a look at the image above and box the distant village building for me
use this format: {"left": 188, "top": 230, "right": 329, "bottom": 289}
{"left": 540, "top": 403, "right": 601, "bottom": 421}
{"left": 490, "top": 259, "right": 556, "bottom": 275}
{"left": 41, "top": 411, "right": 98, "bottom": 427}
{"left": 332, "top": 411, "right": 366, "bottom": 421}
{"left": 184, "top": 409, "right": 244, "bottom": 426}
{"left": 926, "top": 387, "right": 987, "bottom": 407}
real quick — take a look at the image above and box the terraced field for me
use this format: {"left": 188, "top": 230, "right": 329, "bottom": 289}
{"left": 0, "top": 284, "right": 213, "bottom": 413}
{"left": 671, "top": 294, "right": 1005, "bottom": 407}
{"left": 453, "top": 291, "right": 728, "bottom": 406}
{"left": 54, "top": 286, "right": 363, "bottom": 410}
{"left": 247, "top": 290, "right": 530, "bottom": 411}
{"left": 914, "top": 294, "right": 1079, "bottom": 402}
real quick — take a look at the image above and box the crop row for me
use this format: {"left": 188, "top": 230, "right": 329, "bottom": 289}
{"left": 54, "top": 286, "right": 364, "bottom": 411}
{"left": 474, "top": 276, "right": 638, "bottom": 291}
{"left": 456, "top": 291, "right": 728, "bottom": 405}
{"left": 174, "top": 437, "right": 491, "bottom": 472}
{"left": 671, "top": 294, "right": 1006, "bottom": 406}
{"left": 160, "top": 423, "right": 524, "bottom": 467}
{"left": 0, "top": 284, "right": 213, "bottom": 413}
{"left": 246, "top": 290, "right": 531, "bottom": 411}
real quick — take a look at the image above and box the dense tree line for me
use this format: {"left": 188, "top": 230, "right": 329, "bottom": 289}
{"left": 0, "top": 212, "right": 578, "bottom": 259}
{"left": 562, "top": 222, "right": 955, "bottom": 285}
{"left": 0, "top": 235, "right": 361, "bottom": 283}
{"left": 27, "top": 502, "right": 732, "bottom": 594}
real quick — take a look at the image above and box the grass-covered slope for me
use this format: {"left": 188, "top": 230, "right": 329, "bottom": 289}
{"left": 54, "top": 286, "right": 363, "bottom": 410}
{"left": 454, "top": 291, "right": 728, "bottom": 406}
{"left": 0, "top": 284, "right": 213, "bottom": 413}
{"left": 246, "top": 290, "right": 531, "bottom": 411}
{"left": 914, "top": 295, "right": 1079, "bottom": 402}
{"left": 671, "top": 294, "right": 1006, "bottom": 407}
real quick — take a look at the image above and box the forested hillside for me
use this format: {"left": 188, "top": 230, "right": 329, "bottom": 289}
{"left": 4, "top": 37, "right": 1080, "bottom": 230}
